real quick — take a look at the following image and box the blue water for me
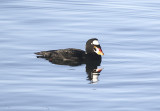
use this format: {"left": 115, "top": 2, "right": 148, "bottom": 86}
{"left": 1, "top": 0, "right": 160, "bottom": 111}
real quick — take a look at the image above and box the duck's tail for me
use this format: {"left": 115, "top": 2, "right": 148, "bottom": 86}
{"left": 35, "top": 51, "right": 53, "bottom": 57}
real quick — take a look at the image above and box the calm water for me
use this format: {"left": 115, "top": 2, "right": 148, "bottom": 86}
{"left": 1, "top": 0, "right": 160, "bottom": 111}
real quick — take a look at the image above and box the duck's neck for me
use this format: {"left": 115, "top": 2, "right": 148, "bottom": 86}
{"left": 85, "top": 53, "right": 101, "bottom": 60}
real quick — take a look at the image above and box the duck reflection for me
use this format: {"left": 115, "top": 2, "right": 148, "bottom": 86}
{"left": 85, "top": 59, "right": 102, "bottom": 83}
{"left": 37, "top": 56, "right": 102, "bottom": 83}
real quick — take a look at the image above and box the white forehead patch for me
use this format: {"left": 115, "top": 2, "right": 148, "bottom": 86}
{"left": 92, "top": 40, "right": 100, "bottom": 45}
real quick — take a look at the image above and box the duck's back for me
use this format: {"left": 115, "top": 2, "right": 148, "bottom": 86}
{"left": 35, "top": 48, "right": 85, "bottom": 61}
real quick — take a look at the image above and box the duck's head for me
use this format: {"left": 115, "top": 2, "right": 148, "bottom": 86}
{"left": 85, "top": 38, "right": 104, "bottom": 55}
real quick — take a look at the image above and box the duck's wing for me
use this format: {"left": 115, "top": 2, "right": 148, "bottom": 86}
{"left": 35, "top": 48, "right": 85, "bottom": 61}
{"left": 54, "top": 48, "right": 85, "bottom": 61}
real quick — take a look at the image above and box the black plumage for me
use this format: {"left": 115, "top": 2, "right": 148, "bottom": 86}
{"left": 35, "top": 38, "right": 104, "bottom": 83}
{"left": 35, "top": 38, "right": 104, "bottom": 65}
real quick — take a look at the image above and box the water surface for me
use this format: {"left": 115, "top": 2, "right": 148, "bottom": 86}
{"left": 1, "top": 0, "right": 160, "bottom": 111}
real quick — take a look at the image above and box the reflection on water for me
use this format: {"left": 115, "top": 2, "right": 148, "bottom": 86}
{"left": 85, "top": 59, "right": 102, "bottom": 83}
{"left": 36, "top": 54, "right": 103, "bottom": 84}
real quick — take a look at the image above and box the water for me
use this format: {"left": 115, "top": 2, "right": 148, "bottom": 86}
{"left": 1, "top": 0, "right": 160, "bottom": 111}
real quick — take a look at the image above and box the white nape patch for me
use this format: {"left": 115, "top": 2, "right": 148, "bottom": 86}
{"left": 92, "top": 40, "right": 100, "bottom": 45}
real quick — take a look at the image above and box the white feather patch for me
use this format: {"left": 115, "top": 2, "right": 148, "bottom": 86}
{"left": 92, "top": 40, "right": 99, "bottom": 45}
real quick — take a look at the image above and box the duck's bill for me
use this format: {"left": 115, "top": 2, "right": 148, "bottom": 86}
{"left": 95, "top": 68, "right": 103, "bottom": 73}
{"left": 94, "top": 46, "right": 104, "bottom": 55}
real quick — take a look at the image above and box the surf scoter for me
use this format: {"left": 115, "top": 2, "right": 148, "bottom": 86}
{"left": 35, "top": 38, "right": 104, "bottom": 63}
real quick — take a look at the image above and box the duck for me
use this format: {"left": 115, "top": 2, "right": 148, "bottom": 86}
{"left": 35, "top": 38, "right": 104, "bottom": 64}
